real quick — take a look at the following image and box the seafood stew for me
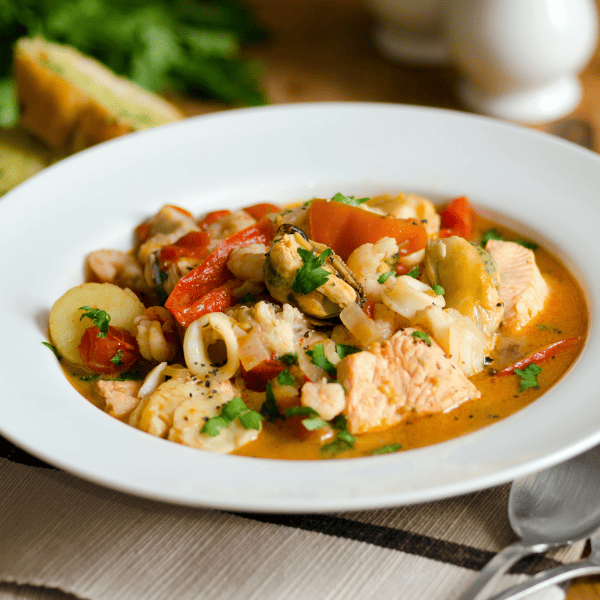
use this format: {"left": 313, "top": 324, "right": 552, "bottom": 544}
{"left": 47, "top": 193, "right": 587, "bottom": 460}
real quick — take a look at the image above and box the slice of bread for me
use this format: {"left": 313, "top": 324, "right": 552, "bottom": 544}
{"left": 0, "top": 125, "right": 58, "bottom": 196}
{"left": 13, "top": 37, "right": 185, "bottom": 153}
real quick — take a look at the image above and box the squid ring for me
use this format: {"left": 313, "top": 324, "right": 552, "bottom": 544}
{"left": 183, "top": 313, "right": 240, "bottom": 381}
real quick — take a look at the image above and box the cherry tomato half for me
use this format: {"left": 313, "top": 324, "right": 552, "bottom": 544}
{"left": 78, "top": 326, "right": 139, "bottom": 375}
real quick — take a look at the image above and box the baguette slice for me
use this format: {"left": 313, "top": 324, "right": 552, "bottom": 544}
{"left": 0, "top": 125, "right": 58, "bottom": 196}
{"left": 13, "top": 37, "right": 185, "bottom": 153}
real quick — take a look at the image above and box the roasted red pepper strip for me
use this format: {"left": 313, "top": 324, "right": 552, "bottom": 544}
{"left": 198, "top": 209, "right": 231, "bottom": 229}
{"left": 439, "top": 196, "right": 473, "bottom": 239}
{"left": 159, "top": 230, "right": 211, "bottom": 265}
{"left": 165, "top": 217, "right": 275, "bottom": 326}
{"left": 243, "top": 203, "right": 281, "bottom": 220}
{"left": 495, "top": 337, "right": 582, "bottom": 376}
{"left": 241, "top": 358, "right": 287, "bottom": 392}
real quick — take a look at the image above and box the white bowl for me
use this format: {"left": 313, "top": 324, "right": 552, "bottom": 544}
{"left": 0, "top": 103, "right": 598, "bottom": 513}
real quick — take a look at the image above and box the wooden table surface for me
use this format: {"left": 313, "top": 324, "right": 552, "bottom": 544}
{"left": 176, "top": 1, "right": 600, "bottom": 598}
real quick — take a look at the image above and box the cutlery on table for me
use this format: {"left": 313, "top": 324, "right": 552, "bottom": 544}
{"left": 487, "top": 528, "right": 600, "bottom": 600}
{"left": 458, "top": 445, "right": 600, "bottom": 600}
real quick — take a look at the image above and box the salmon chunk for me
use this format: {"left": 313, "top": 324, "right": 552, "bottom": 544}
{"left": 485, "top": 240, "right": 548, "bottom": 331}
{"left": 337, "top": 328, "right": 481, "bottom": 434}
{"left": 97, "top": 379, "right": 142, "bottom": 418}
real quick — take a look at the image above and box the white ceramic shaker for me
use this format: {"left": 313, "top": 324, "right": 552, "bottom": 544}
{"left": 443, "top": 0, "right": 599, "bottom": 123}
{"left": 367, "top": 0, "right": 449, "bottom": 66}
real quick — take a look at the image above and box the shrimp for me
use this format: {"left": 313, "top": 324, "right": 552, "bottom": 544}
{"left": 134, "top": 306, "right": 178, "bottom": 363}
{"left": 226, "top": 243, "right": 268, "bottom": 282}
{"left": 86, "top": 249, "right": 146, "bottom": 291}
{"left": 346, "top": 237, "right": 399, "bottom": 301}
{"left": 301, "top": 377, "right": 346, "bottom": 421}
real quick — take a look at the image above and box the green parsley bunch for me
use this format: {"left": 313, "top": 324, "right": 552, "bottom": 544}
{"left": 0, "top": 0, "right": 269, "bottom": 126}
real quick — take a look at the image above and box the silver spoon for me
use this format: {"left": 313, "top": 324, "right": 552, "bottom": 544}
{"left": 458, "top": 444, "right": 600, "bottom": 600}
{"left": 487, "top": 528, "right": 600, "bottom": 600}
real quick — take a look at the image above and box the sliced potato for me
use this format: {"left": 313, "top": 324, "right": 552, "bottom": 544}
{"left": 49, "top": 282, "right": 145, "bottom": 366}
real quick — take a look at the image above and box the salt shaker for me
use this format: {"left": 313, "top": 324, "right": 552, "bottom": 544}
{"left": 367, "top": 0, "right": 448, "bottom": 66}
{"left": 443, "top": 0, "right": 599, "bottom": 123}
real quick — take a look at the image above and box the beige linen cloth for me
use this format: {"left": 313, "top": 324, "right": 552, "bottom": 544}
{"left": 0, "top": 439, "right": 585, "bottom": 600}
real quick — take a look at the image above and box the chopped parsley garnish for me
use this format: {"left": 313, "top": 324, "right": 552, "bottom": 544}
{"left": 481, "top": 229, "right": 503, "bottom": 245}
{"left": 239, "top": 293, "right": 256, "bottom": 303}
{"left": 481, "top": 229, "right": 538, "bottom": 251}
{"left": 306, "top": 343, "right": 336, "bottom": 376}
{"left": 110, "top": 371, "right": 143, "bottom": 381}
{"left": 79, "top": 306, "right": 110, "bottom": 338}
{"left": 514, "top": 364, "right": 543, "bottom": 392}
{"left": 377, "top": 271, "right": 394, "bottom": 284}
{"left": 302, "top": 417, "right": 329, "bottom": 431}
{"left": 331, "top": 192, "right": 369, "bottom": 206}
{"left": 407, "top": 266, "right": 420, "bottom": 278}
{"left": 260, "top": 382, "right": 284, "bottom": 422}
{"left": 515, "top": 240, "right": 538, "bottom": 251}
{"left": 41, "top": 341, "right": 61, "bottom": 360}
{"left": 291, "top": 247, "right": 333, "bottom": 294}
{"left": 412, "top": 331, "right": 432, "bottom": 346}
{"left": 432, "top": 284, "right": 445, "bottom": 296}
{"left": 284, "top": 406, "right": 318, "bottom": 418}
{"left": 276, "top": 369, "right": 296, "bottom": 387}
{"left": 321, "top": 415, "right": 357, "bottom": 456}
{"left": 278, "top": 352, "right": 299, "bottom": 366}
{"left": 202, "top": 396, "right": 263, "bottom": 436}
{"left": 110, "top": 350, "right": 124, "bottom": 366}
{"left": 336, "top": 343, "right": 362, "bottom": 359}
{"left": 538, "top": 324, "right": 562, "bottom": 334}
{"left": 151, "top": 262, "right": 169, "bottom": 304}
{"left": 372, "top": 443, "right": 402, "bottom": 455}
{"left": 284, "top": 406, "right": 328, "bottom": 432}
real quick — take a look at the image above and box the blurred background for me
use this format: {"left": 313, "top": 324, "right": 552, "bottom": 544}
{"left": 1, "top": 0, "right": 600, "bottom": 190}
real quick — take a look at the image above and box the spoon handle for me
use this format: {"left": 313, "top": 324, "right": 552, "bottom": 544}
{"left": 457, "top": 541, "right": 552, "bottom": 600}
{"left": 486, "top": 559, "right": 600, "bottom": 600}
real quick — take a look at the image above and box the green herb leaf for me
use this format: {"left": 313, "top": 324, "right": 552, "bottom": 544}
{"left": 260, "top": 382, "right": 285, "bottom": 422}
{"left": 407, "top": 266, "right": 420, "bottom": 278}
{"left": 481, "top": 229, "right": 504, "bottom": 245}
{"left": 515, "top": 240, "right": 538, "bottom": 251}
{"left": 432, "top": 284, "right": 445, "bottom": 296}
{"left": 331, "top": 192, "right": 369, "bottom": 206}
{"left": 239, "top": 293, "right": 256, "bottom": 303}
{"left": 412, "top": 331, "right": 432, "bottom": 346}
{"left": 110, "top": 350, "right": 124, "bottom": 366}
{"left": 321, "top": 415, "right": 356, "bottom": 456}
{"left": 41, "top": 341, "right": 61, "bottom": 360}
{"left": 109, "top": 372, "right": 143, "bottom": 381}
{"left": 201, "top": 415, "right": 230, "bottom": 437}
{"left": 377, "top": 271, "right": 394, "bottom": 284}
{"left": 372, "top": 443, "right": 402, "bottom": 455}
{"left": 278, "top": 352, "right": 298, "bottom": 366}
{"left": 222, "top": 396, "right": 247, "bottom": 421}
{"left": 79, "top": 306, "right": 111, "bottom": 338}
{"left": 152, "top": 262, "right": 169, "bottom": 305}
{"left": 336, "top": 343, "right": 362, "bottom": 359}
{"left": 203, "top": 396, "right": 263, "bottom": 435}
{"left": 238, "top": 410, "right": 263, "bottom": 430}
{"left": 276, "top": 369, "right": 296, "bottom": 387}
{"left": 514, "top": 364, "right": 543, "bottom": 392}
{"left": 292, "top": 247, "right": 333, "bottom": 294}
{"left": 306, "top": 343, "right": 336, "bottom": 376}
{"left": 302, "top": 417, "right": 329, "bottom": 431}
{"left": 284, "top": 406, "right": 319, "bottom": 418}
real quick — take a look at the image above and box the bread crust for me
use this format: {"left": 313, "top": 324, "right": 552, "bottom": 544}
{"left": 13, "top": 38, "right": 185, "bottom": 153}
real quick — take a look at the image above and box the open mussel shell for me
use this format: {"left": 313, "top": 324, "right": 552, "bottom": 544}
{"left": 264, "top": 224, "right": 365, "bottom": 324}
